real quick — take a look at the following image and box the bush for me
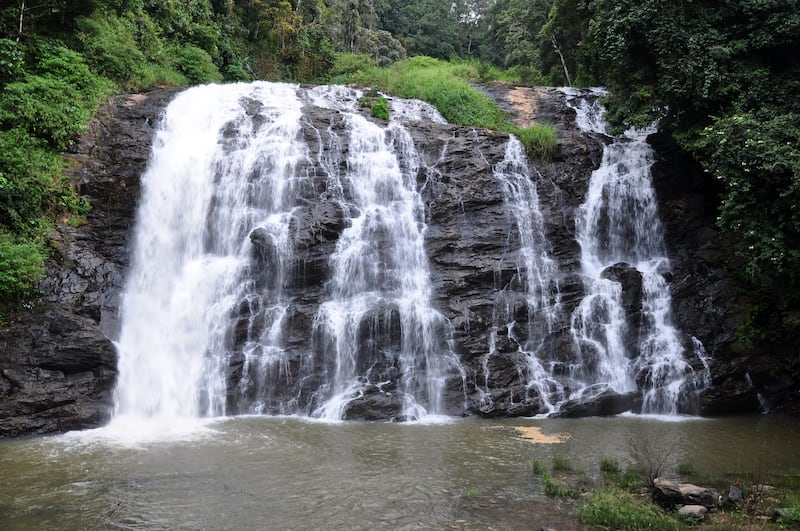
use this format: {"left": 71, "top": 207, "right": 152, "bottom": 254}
{"left": 76, "top": 12, "right": 149, "bottom": 86}
{"left": 171, "top": 44, "right": 221, "bottom": 84}
{"left": 77, "top": 11, "right": 188, "bottom": 90}
{"left": 0, "top": 129, "right": 61, "bottom": 232}
{"left": 578, "top": 488, "right": 683, "bottom": 530}
{"left": 509, "top": 125, "right": 558, "bottom": 159}
{"left": 542, "top": 472, "right": 578, "bottom": 498}
{"left": 347, "top": 56, "right": 558, "bottom": 159}
{"left": 370, "top": 96, "right": 389, "bottom": 120}
{"left": 532, "top": 458, "right": 546, "bottom": 475}
{"left": 776, "top": 506, "right": 800, "bottom": 527}
{"left": 552, "top": 454, "right": 572, "bottom": 472}
{"left": 0, "top": 231, "right": 45, "bottom": 306}
{"left": 600, "top": 456, "right": 621, "bottom": 474}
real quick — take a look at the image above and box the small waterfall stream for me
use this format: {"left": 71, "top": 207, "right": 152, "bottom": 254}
{"left": 484, "top": 137, "right": 563, "bottom": 413}
{"left": 562, "top": 88, "right": 708, "bottom": 414}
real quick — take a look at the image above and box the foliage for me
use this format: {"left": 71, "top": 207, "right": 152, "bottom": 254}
{"left": 171, "top": 44, "right": 221, "bottom": 84}
{"left": 776, "top": 507, "right": 800, "bottom": 527}
{"left": 532, "top": 458, "right": 546, "bottom": 475}
{"left": 551, "top": 454, "right": 572, "bottom": 471}
{"left": 0, "top": 38, "right": 24, "bottom": 86}
{"left": 560, "top": 0, "right": 800, "bottom": 351}
{"left": 509, "top": 125, "right": 557, "bottom": 159}
{"left": 688, "top": 112, "right": 800, "bottom": 341}
{"left": 343, "top": 56, "right": 557, "bottom": 158}
{"left": 600, "top": 456, "right": 620, "bottom": 474}
{"left": 578, "top": 488, "right": 683, "bottom": 530}
{"left": 0, "top": 43, "right": 112, "bottom": 150}
{"left": 0, "top": 129, "right": 61, "bottom": 233}
{"left": 541, "top": 471, "right": 578, "bottom": 498}
{"left": 370, "top": 96, "right": 389, "bottom": 121}
{"left": 0, "top": 231, "right": 45, "bottom": 308}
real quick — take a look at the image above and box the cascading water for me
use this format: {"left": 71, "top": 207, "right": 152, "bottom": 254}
{"left": 481, "top": 136, "right": 563, "bottom": 413}
{"left": 562, "top": 88, "right": 709, "bottom": 414}
{"left": 112, "top": 82, "right": 463, "bottom": 424}
{"left": 114, "top": 83, "right": 308, "bottom": 421}
{"left": 307, "top": 88, "right": 462, "bottom": 420}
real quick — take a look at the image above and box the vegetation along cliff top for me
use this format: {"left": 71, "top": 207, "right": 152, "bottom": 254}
{"left": 1, "top": 0, "right": 798, "bottom": 382}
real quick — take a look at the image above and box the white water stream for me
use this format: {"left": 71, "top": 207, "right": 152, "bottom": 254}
{"left": 562, "top": 88, "right": 708, "bottom": 414}
{"left": 112, "top": 82, "right": 463, "bottom": 425}
{"left": 485, "top": 137, "right": 563, "bottom": 412}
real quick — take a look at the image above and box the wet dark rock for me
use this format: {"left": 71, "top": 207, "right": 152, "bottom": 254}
{"left": 1, "top": 83, "right": 771, "bottom": 435}
{"left": 721, "top": 485, "right": 744, "bottom": 509}
{"left": 341, "top": 386, "right": 404, "bottom": 421}
{"left": 552, "top": 387, "right": 642, "bottom": 418}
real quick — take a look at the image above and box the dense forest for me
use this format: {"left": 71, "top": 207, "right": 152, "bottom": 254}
{"left": 0, "top": 0, "right": 798, "bottom": 368}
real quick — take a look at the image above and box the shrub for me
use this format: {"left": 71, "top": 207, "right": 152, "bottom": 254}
{"left": 776, "top": 507, "right": 800, "bottom": 527}
{"left": 509, "top": 125, "right": 558, "bottom": 159}
{"left": 542, "top": 472, "right": 578, "bottom": 498}
{"left": 578, "top": 488, "right": 683, "bottom": 530}
{"left": 532, "top": 458, "right": 546, "bottom": 475}
{"left": 0, "top": 38, "right": 25, "bottom": 84}
{"left": 224, "top": 64, "right": 251, "bottom": 82}
{"left": 76, "top": 12, "right": 149, "bottom": 86}
{"left": 677, "top": 462, "right": 696, "bottom": 476}
{"left": 370, "top": 96, "right": 389, "bottom": 120}
{"left": 600, "top": 456, "right": 621, "bottom": 474}
{"left": 171, "top": 44, "right": 221, "bottom": 84}
{"left": 0, "top": 231, "right": 45, "bottom": 305}
{"left": 552, "top": 454, "right": 572, "bottom": 472}
{"left": 347, "top": 56, "right": 558, "bottom": 159}
{"left": 0, "top": 129, "right": 61, "bottom": 232}
{"left": 329, "top": 53, "right": 382, "bottom": 84}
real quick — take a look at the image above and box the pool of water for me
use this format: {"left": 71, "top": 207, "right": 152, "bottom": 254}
{"left": 1, "top": 415, "right": 799, "bottom": 529}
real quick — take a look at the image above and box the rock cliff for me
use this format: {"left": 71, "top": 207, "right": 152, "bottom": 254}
{"left": 0, "top": 83, "right": 785, "bottom": 437}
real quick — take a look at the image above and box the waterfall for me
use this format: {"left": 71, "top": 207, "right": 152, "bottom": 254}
{"left": 562, "top": 88, "right": 708, "bottom": 414}
{"left": 482, "top": 136, "right": 563, "bottom": 414}
{"left": 110, "top": 81, "right": 708, "bottom": 425}
{"left": 308, "top": 88, "right": 462, "bottom": 420}
{"left": 112, "top": 82, "right": 463, "bottom": 423}
{"left": 114, "top": 83, "right": 308, "bottom": 420}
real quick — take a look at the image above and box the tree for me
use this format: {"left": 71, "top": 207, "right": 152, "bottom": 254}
{"left": 573, "top": 0, "right": 800, "bottom": 346}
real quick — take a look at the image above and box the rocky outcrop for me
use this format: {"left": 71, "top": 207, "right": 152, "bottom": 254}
{"left": 1, "top": 82, "right": 778, "bottom": 436}
{"left": 0, "top": 89, "right": 178, "bottom": 436}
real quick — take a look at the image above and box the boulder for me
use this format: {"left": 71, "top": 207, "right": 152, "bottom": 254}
{"left": 677, "top": 505, "right": 708, "bottom": 521}
{"left": 551, "top": 386, "right": 642, "bottom": 418}
{"left": 652, "top": 477, "right": 718, "bottom": 509}
{"left": 721, "top": 485, "right": 744, "bottom": 509}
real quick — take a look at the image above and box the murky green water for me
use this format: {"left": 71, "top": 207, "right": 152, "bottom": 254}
{"left": 1, "top": 415, "right": 799, "bottom": 530}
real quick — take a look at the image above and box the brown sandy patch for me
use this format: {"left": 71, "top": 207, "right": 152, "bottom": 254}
{"left": 514, "top": 425, "right": 570, "bottom": 444}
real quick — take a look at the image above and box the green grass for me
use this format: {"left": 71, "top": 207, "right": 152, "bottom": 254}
{"left": 542, "top": 472, "right": 578, "bottom": 498}
{"left": 600, "top": 456, "right": 621, "bottom": 474}
{"left": 532, "top": 458, "right": 546, "bottom": 475}
{"left": 578, "top": 488, "right": 684, "bottom": 530}
{"left": 776, "top": 506, "right": 800, "bottom": 527}
{"left": 332, "top": 54, "right": 558, "bottom": 159}
{"left": 552, "top": 454, "right": 572, "bottom": 472}
{"left": 677, "top": 462, "right": 697, "bottom": 476}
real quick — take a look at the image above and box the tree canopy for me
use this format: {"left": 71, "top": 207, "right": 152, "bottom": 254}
{"left": 1, "top": 0, "right": 799, "bottom": 356}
